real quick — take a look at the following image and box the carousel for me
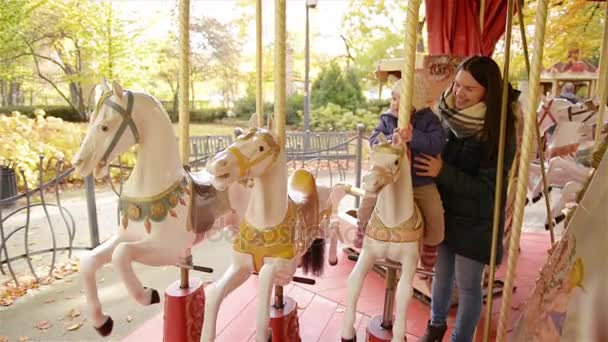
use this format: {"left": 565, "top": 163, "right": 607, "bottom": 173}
{"left": 72, "top": 0, "right": 608, "bottom": 341}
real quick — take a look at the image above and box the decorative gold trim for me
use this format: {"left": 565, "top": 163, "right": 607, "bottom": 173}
{"left": 119, "top": 177, "right": 188, "bottom": 233}
{"left": 233, "top": 200, "right": 299, "bottom": 272}
{"left": 366, "top": 204, "right": 423, "bottom": 243}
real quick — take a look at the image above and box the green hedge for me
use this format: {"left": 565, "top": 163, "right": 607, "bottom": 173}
{"left": 0, "top": 106, "right": 84, "bottom": 122}
{"left": 0, "top": 105, "right": 228, "bottom": 123}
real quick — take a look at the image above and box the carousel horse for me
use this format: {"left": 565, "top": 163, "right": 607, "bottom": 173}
{"left": 527, "top": 120, "right": 596, "bottom": 229}
{"left": 340, "top": 133, "right": 422, "bottom": 342}
{"left": 72, "top": 80, "right": 247, "bottom": 336}
{"left": 201, "top": 115, "right": 343, "bottom": 342}
{"left": 536, "top": 96, "right": 602, "bottom": 139}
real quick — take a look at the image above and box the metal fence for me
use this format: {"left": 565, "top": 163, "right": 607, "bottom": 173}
{"left": 0, "top": 157, "right": 83, "bottom": 286}
{"left": 0, "top": 126, "right": 367, "bottom": 283}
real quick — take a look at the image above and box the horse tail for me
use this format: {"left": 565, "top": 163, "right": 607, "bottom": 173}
{"left": 300, "top": 238, "right": 325, "bottom": 276}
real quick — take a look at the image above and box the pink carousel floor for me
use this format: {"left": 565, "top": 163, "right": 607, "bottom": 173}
{"left": 124, "top": 232, "right": 550, "bottom": 342}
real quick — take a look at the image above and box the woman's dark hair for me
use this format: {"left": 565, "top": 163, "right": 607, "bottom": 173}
{"left": 457, "top": 56, "right": 517, "bottom": 161}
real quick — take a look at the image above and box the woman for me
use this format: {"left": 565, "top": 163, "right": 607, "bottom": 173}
{"left": 414, "top": 56, "right": 518, "bottom": 342}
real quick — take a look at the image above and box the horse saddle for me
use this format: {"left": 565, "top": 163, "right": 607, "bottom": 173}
{"left": 186, "top": 169, "right": 232, "bottom": 234}
{"left": 287, "top": 169, "right": 319, "bottom": 235}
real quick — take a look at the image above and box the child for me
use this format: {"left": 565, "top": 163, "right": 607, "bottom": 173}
{"left": 358, "top": 79, "right": 446, "bottom": 271}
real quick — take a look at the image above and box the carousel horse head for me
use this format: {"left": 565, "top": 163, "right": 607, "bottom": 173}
{"left": 206, "top": 114, "right": 281, "bottom": 191}
{"left": 73, "top": 80, "right": 139, "bottom": 179}
{"left": 362, "top": 132, "right": 406, "bottom": 193}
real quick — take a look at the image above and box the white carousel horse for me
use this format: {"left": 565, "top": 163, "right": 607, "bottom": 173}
{"left": 536, "top": 96, "right": 603, "bottom": 139}
{"left": 340, "top": 133, "right": 422, "bottom": 342}
{"left": 72, "top": 80, "right": 248, "bottom": 336}
{"left": 202, "top": 115, "right": 343, "bottom": 342}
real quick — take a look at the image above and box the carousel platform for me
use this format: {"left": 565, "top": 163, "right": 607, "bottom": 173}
{"left": 123, "top": 232, "right": 549, "bottom": 342}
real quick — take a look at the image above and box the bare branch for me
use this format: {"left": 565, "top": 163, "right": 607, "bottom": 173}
{"left": 25, "top": 41, "right": 82, "bottom": 118}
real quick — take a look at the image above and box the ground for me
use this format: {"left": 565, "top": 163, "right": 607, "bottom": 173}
{"left": 0, "top": 169, "right": 563, "bottom": 342}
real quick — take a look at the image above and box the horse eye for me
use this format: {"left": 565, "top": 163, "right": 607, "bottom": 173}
{"left": 394, "top": 160, "right": 399, "bottom": 166}
{"left": 259, "top": 146, "right": 265, "bottom": 152}
{"left": 101, "top": 125, "right": 109, "bottom": 132}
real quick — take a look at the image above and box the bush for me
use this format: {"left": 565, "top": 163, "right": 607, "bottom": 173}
{"left": 232, "top": 93, "right": 304, "bottom": 126}
{"left": 301, "top": 103, "right": 378, "bottom": 132}
{"left": 0, "top": 106, "right": 83, "bottom": 122}
{"left": 163, "top": 106, "right": 228, "bottom": 123}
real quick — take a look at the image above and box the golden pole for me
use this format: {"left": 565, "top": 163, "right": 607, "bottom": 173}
{"left": 398, "top": 0, "right": 421, "bottom": 127}
{"left": 517, "top": 0, "right": 555, "bottom": 244}
{"left": 256, "top": 0, "right": 264, "bottom": 127}
{"left": 482, "top": 0, "right": 514, "bottom": 340}
{"left": 496, "top": 0, "right": 550, "bottom": 340}
{"left": 274, "top": 0, "right": 286, "bottom": 146}
{"left": 480, "top": 0, "right": 486, "bottom": 35}
{"left": 178, "top": 0, "right": 190, "bottom": 164}
{"left": 178, "top": 0, "right": 191, "bottom": 289}
{"left": 594, "top": 3, "right": 608, "bottom": 149}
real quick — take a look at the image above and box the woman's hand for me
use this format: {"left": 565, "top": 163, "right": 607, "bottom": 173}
{"left": 414, "top": 153, "right": 443, "bottom": 177}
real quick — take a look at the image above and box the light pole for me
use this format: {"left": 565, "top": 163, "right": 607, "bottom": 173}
{"left": 304, "top": 0, "right": 318, "bottom": 151}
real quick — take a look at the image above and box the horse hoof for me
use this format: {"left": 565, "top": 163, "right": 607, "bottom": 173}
{"left": 150, "top": 288, "right": 160, "bottom": 304}
{"left": 532, "top": 194, "right": 542, "bottom": 203}
{"left": 555, "top": 213, "right": 566, "bottom": 224}
{"left": 329, "top": 257, "right": 338, "bottom": 266}
{"left": 95, "top": 316, "right": 114, "bottom": 337}
{"left": 341, "top": 336, "right": 355, "bottom": 342}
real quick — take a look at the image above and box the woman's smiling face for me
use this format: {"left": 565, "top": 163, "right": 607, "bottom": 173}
{"left": 452, "top": 70, "right": 486, "bottom": 110}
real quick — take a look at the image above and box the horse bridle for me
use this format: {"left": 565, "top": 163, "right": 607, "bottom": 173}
{"left": 226, "top": 128, "right": 280, "bottom": 177}
{"left": 94, "top": 91, "right": 139, "bottom": 167}
{"left": 539, "top": 99, "right": 599, "bottom": 128}
{"left": 538, "top": 99, "right": 557, "bottom": 127}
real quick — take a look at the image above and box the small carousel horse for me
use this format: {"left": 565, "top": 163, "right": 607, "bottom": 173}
{"left": 340, "top": 133, "right": 422, "bottom": 342}
{"left": 202, "top": 115, "right": 342, "bottom": 342}
{"left": 72, "top": 80, "right": 246, "bottom": 336}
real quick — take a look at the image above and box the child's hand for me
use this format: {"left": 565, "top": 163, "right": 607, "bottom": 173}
{"left": 393, "top": 125, "right": 412, "bottom": 143}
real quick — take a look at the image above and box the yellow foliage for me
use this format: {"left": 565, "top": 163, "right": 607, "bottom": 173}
{"left": 0, "top": 111, "right": 87, "bottom": 188}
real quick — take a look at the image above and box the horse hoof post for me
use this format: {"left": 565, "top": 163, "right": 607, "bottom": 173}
{"left": 366, "top": 315, "right": 406, "bottom": 341}
{"left": 163, "top": 278, "right": 205, "bottom": 342}
{"left": 95, "top": 316, "right": 114, "bottom": 337}
{"left": 341, "top": 336, "right": 356, "bottom": 342}
{"left": 269, "top": 296, "right": 301, "bottom": 342}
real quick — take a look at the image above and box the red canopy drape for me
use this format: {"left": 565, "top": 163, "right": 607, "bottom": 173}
{"left": 425, "top": 0, "right": 510, "bottom": 57}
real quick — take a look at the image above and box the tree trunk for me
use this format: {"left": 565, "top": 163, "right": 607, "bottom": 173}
{"left": 1, "top": 80, "right": 6, "bottom": 106}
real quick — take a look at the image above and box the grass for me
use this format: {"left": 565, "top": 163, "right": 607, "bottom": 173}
{"left": 172, "top": 118, "right": 249, "bottom": 137}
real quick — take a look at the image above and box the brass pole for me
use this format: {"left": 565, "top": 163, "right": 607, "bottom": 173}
{"left": 496, "top": 0, "right": 550, "bottom": 340}
{"left": 482, "top": 0, "right": 514, "bottom": 340}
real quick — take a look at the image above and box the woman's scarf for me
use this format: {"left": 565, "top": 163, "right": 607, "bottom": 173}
{"left": 437, "top": 89, "right": 487, "bottom": 139}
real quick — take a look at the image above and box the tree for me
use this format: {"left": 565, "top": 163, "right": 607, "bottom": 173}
{"left": 495, "top": 0, "right": 604, "bottom": 81}
{"left": 340, "top": 0, "right": 426, "bottom": 83}
{"left": 156, "top": 15, "right": 243, "bottom": 111}
{"left": 1, "top": 0, "right": 138, "bottom": 118}
{"left": 311, "top": 61, "right": 364, "bottom": 111}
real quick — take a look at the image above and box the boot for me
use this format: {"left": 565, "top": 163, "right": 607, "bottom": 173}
{"left": 418, "top": 321, "right": 447, "bottom": 342}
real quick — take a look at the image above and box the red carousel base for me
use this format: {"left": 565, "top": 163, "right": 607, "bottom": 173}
{"left": 269, "top": 296, "right": 301, "bottom": 342}
{"left": 366, "top": 315, "right": 406, "bottom": 342}
{"left": 163, "top": 278, "right": 205, "bottom": 342}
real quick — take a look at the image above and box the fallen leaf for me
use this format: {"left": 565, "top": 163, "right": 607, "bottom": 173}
{"left": 56, "top": 290, "right": 65, "bottom": 294}
{"left": 64, "top": 296, "right": 75, "bottom": 300}
{"left": 67, "top": 308, "right": 81, "bottom": 319}
{"left": 126, "top": 315, "right": 133, "bottom": 323}
{"left": 65, "top": 323, "right": 82, "bottom": 331}
{"left": 35, "top": 320, "right": 52, "bottom": 330}
{"left": 19, "top": 337, "right": 29, "bottom": 342}
{"left": 44, "top": 298, "right": 56, "bottom": 304}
